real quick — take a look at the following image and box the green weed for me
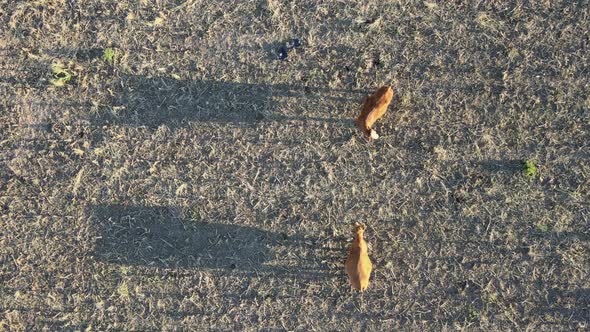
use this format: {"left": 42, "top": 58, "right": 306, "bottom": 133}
{"left": 523, "top": 160, "right": 538, "bottom": 178}
{"left": 102, "top": 48, "right": 117, "bottom": 64}
{"left": 50, "top": 63, "right": 73, "bottom": 87}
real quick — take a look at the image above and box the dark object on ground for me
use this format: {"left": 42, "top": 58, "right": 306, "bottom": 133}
{"left": 278, "top": 38, "right": 302, "bottom": 60}
{"left": 277, "top": 45, "right": 288, "bottom": 60}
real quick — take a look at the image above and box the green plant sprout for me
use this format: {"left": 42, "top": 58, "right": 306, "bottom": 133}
{"left": 102, "top": 48, "right": 117, "bottom": 64}
{"left": 50, "top": 64, "right": 73, "bottom": 87}
{"left": 523, "top": 160, "right": 538, "bottom": 178}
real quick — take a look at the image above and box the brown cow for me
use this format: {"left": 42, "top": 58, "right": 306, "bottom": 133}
{"left": 356, "top": 86, "right": 394, "bottom": 141}
{"left": 345, "top": 223, "right": 373, "bottom": 291}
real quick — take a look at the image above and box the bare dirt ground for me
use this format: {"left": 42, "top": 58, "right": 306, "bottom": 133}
{"left": 1, "top": 1, "right": 589, "bottom": 330}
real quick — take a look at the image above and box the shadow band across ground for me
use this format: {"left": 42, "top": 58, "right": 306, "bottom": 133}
{"left": 89, "top": 75, "right": 371, "bottom": 127}
{"left": 91, "top": 205, "right": 340, "bottom": 278}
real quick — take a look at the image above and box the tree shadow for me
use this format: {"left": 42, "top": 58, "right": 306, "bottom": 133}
{"left": 91, "top": 74, "right": 369, "bottom": 128}
{"left": 90, "top": 205, "right": 341, "bottom": 279}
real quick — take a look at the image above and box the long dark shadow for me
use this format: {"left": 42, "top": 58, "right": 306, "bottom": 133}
{"left": 90, "top": 205, "right": 340, "bottom": 279}
{"left": 89, "top": 75, "right": 368, "bottom": 127}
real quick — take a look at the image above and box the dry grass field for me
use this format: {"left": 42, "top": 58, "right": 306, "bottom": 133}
{"left": 1, "top": 0, "right": 589, "bottom": 330}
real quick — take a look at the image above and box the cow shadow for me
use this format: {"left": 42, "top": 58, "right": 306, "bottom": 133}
{"left": 91, "top": 205, "right": 343, "bottom": 279}
{"left": 89, "top": 74, "right": 370, "bottom": 128}
{"left": 4, "top": 45, "right": 377, "bottom": 130}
